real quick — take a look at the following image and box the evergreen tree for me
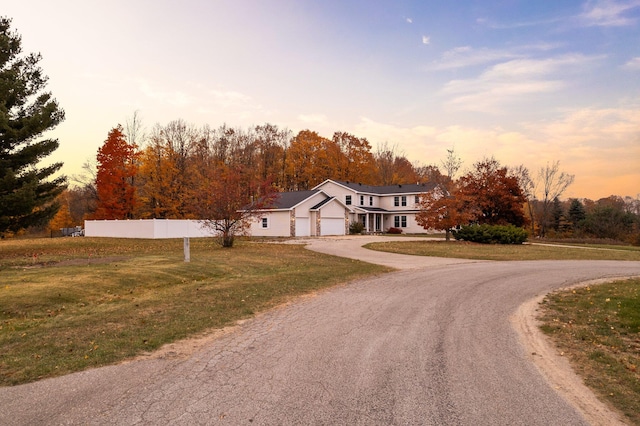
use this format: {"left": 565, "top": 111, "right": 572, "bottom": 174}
{"left": 0, "top": 17, "right": 66, "bottom": 236}
{"left": 568, "top": 198, "right": 586, "bottom": 230}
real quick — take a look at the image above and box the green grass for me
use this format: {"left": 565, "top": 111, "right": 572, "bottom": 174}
{"left": 363, "top": 240, "right": 640, "bottom": 261}
{"left": 538, "top": 279, "right": 640, "bottom": 425}
{"left": 0, "top": 237, "right": 389, "bottom": 386}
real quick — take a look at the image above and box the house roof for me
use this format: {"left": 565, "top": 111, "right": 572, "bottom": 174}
{"left": 272, "top": 190, "right": 319, "bottom": 209}
{"left": 318, "top": 179, "right": 438, "bottom": 195}
{"left": 310, "top": 197, "right": 335, "bottom": 210}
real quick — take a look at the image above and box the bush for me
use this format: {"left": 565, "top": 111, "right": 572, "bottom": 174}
{"left": 387, "top": 227, "right": 403, "bottom": 234}
{"left": 349, "top": 221, "right": 365, "bottom": 234}
{"left": 453, "top": 224, "right": 528, "bottom": 244}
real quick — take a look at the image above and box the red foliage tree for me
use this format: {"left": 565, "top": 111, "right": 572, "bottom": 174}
{"left": 458, "top": 158, "right": 528, "bottom": 227}
{"left": 94, "top": 126, "right": 139, "bottom": 219}
{"left": 416, "top": 185, "right": 477, "bottom": 240}
{"left": 194, "top": 164, "right": 277, "bottom": 247}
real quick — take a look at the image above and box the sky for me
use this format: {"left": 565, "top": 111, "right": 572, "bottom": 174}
{"left": 5, "top": 0, "right": 640, "bottom": 200}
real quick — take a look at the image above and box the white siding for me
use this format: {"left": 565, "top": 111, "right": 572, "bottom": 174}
{"left": 85, "top": 220, "right": 211, "bottom": 239}
{"left": 249, "top": 211, "right": 291, "bottom": 237}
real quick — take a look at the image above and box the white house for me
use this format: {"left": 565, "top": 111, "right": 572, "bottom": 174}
{"left": 249, "top": 189, "right": 351, "bottom": 237}
{"left": 249, "top": 179, "right": 440, "bottom": 237}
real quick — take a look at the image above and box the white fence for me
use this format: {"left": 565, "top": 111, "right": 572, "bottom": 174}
{"left": 84, "top": 219, "right": 213, "bottom": 239}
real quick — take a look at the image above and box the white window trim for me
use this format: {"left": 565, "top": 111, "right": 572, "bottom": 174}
{"left": 261, "top": 217, "right": 269, "bottom": 229}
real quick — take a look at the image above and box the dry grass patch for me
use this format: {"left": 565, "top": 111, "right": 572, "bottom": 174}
{"left": 0, "top": 238, "right": 389, "bottom": 386}
{"left": 364, "top": 240, "right": 640, "bottom": 261}
{"left": 538, "top": 279, "right": 640, "bottom": 425}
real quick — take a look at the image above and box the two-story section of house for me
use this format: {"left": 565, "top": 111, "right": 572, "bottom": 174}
{"left": 313, "top": 180, "right": 439, "bottom": 234}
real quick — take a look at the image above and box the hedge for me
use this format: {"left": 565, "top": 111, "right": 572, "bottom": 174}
{"left": 453, "top": 224, "right": 528, "bottom": 244}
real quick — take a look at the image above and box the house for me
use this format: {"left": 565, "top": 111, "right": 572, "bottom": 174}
{"left": 249, "top": 179, "right": 440, "bottom": 237}
{"left": 249, "top": 189, "right": 350, "bottom": 237}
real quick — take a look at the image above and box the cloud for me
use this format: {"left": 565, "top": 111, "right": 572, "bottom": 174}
{"left": 349, "top": 110, "right": 640, "bottom": 199}
{"left": 428, "top": 46, "right": 524, "bottom": 71}
{"left": 297, "top": 113, "right": 329, "bottom": 125}
{"left": 579, "top": 0, "right": 640, "bottom": 26}
{"left": 406, "top": 17, "right": 413, "bottom": 24}
{"left": 440, "top": 54, "right": 602, "bottom": 112}
{"left": 422, "top": 35, "right": 430, "bottom": 45}
{"left": 208, "top": 89, "right": 253, "bottom": 108}
{"left": 623, "top": 57, "right": 640, "bottom": 70}
{"left": 138, "top": 79, "right": 191, "bottom": 108}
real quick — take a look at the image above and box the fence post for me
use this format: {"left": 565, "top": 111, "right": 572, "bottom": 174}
{"left": 184, "top": 237, "right": 190, "bottom": 263}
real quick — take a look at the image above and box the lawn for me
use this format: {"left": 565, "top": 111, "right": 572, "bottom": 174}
{"left": 364, "top": 240, "right": 640, "bottom": 261}
{"left": 0, "top": 237, "right": 389, "bottom": 385}
{"left": 538, "top": 279, "right": 640, "bottom": 425}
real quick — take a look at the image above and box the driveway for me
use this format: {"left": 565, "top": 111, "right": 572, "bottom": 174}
{"left": 1, "top": 236, "right": 639, "bottom": 425}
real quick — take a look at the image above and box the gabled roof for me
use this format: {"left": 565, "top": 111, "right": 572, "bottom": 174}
{"left": 310, "top": 196, "right": 334, "bottom": 210}
{"left": 271, "top": 190, "right": 320, "bottom": 209}
{"left": 315, "top": 179, "right": 438, "bottom": 195}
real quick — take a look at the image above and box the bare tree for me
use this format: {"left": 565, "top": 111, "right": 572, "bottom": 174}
{"left": 441, "top": 147, "right": 462, "bottom": 181}
{"left": 536, "top": 161, "right": 575, "bottom": 237}
{"left": 510, "top": 165, "right": 536, "bottom": 234}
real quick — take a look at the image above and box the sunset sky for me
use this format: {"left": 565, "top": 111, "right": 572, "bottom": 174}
{"left": 5, "top": 0, "right": 640, "bottom": 199}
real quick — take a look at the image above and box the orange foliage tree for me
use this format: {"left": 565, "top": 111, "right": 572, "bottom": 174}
{"left": 94, "top": 126, "right": 139, "bottom": 219}
{"left": 285, "top": 130, "right": 343, "bottom": 190}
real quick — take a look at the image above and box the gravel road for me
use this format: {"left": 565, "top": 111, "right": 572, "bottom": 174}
{"left": 1, "top": 236, "right": 639, "bottom": 425}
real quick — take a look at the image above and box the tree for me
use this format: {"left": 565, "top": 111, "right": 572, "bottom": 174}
{"left": 536, "top": 161, "right": 574, "bottom": 237}
{"left": 441, "top": 147, "right": 462, "bottom": 183}
{"left": 568, "top": 198, "right": 586, "bottom": 232}
{"left": 416, "top": 184, "right": 477, "bottom": 241}
{"left": 94, "top": 126, "right": 138, "bottom": 219}
{"left": 332, "top": 132, "right": 376, "bottom": 184}
{"left": 0, "top": 17, "right": 66, "bottom": 236}
{"left": 285, "top": 130, "right": 341, "bottom": 190}
{"left": 457, "top": 158, "right": 528, "bottom": 227}
{"left": 194, "top": 164, "right": 277, "bottom": 247}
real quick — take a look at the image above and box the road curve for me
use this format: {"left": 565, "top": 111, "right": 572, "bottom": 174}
{"left": 1, "top": 237, "right": 639, "bottom": 425}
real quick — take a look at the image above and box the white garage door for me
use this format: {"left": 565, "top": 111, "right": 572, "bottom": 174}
{"left": 295, "top": 218, "right": 310, "bottom": 237}
{"left": 321, "top": 218, "right": 345, "bottom": 236}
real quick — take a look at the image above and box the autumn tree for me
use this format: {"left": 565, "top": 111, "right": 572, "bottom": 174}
{"left": 458, "top": 158, "right": 528, "bottom": 227}
{"left": 48, "top": 189, "right": 75, "bottom": 232}
{"left": 373, "top": 142, "right": 418, "bottom": 185}
{"left": 194, "top": 164, "right": 277, "bottom": 247}
{"left": 536, "top": 161, "right": 574, "bottom": 237}
{"left": 416, "top": 184, "right": 477, "bottom": 241}
{"left": 285, "top": 130, "right": 342, "bottom": 190}
{"left": 0, "top": 17, "right": 66, "bottom": 236}
{"left": 94, "top": 125, "right": 138, "bottom": 219}
{"left": 441, "top": 147, "right": 462, "bottom": 184}
{"left": 332, "top": 132, "right": 376, "bottom": 184}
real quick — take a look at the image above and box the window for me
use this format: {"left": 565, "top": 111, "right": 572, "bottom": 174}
{"left": 360, "top": 195, "right": 364, "bottom": 205}
{"left": 345, "top": 195, "right": 352, "bottom": 205}
{"left": 415, "top": 195, "right": 419, "bottom": 204}
{"left": 394, "top": 215, "right": 407, "bottom": 228}
{"left": 261, "top": 217, "right": 268, "bottom": 228}
{"left": 369, "top": 196, "right": 373, "bottom": 206}
{"left": 394, "top": 196, "right": 399, "bottom": 206}
{"left": 401, "top": 196, "right": 407, "bottom": 206}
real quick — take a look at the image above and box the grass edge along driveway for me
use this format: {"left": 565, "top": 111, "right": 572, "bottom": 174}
{"left": 0, "top": 238, "right": 390, "bottom": 386}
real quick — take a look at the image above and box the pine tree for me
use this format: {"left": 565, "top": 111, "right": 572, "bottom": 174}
{"left": 0, "top": 17, "right": 66, "bottom": 236}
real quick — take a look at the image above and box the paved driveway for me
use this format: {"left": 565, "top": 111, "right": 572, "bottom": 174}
{"left": 1, "top": 236, "right": 639, "bottom": 425}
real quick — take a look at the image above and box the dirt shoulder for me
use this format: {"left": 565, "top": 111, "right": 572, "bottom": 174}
{"left": 511, "top": 279, "right": 630, "bottom": 426}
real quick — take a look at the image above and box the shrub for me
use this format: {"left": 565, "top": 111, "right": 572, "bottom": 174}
{"left": 453, "top": 224, "right": 527, "bottom": 244}
{"left": 349, "top": 221, "right": 365, "bottom": 234}
{"left": 387, "top": 227, "right": 403, "bottom": 234}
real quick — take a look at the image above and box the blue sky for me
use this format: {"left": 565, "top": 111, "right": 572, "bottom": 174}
{"left": 5, "top": 0, "right": 640, "bottom": 199}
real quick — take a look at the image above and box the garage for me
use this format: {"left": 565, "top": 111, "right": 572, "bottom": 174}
{"left": 320, "top": 218, "right": 345, "bottom": 236}
{"left": 295, "top": 217, "right": 310, "bottom": 237}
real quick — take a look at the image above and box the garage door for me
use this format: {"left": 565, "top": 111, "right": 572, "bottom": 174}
{"left": 295, "top": 218, "right": 310, "bottom": 237}
{"left": 321, "top": 218, "right": 345, "bottom": 236}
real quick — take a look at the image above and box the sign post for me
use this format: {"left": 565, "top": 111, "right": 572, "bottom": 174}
{"left": 184, "top": 237, "right": 190, "bottom": 262}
